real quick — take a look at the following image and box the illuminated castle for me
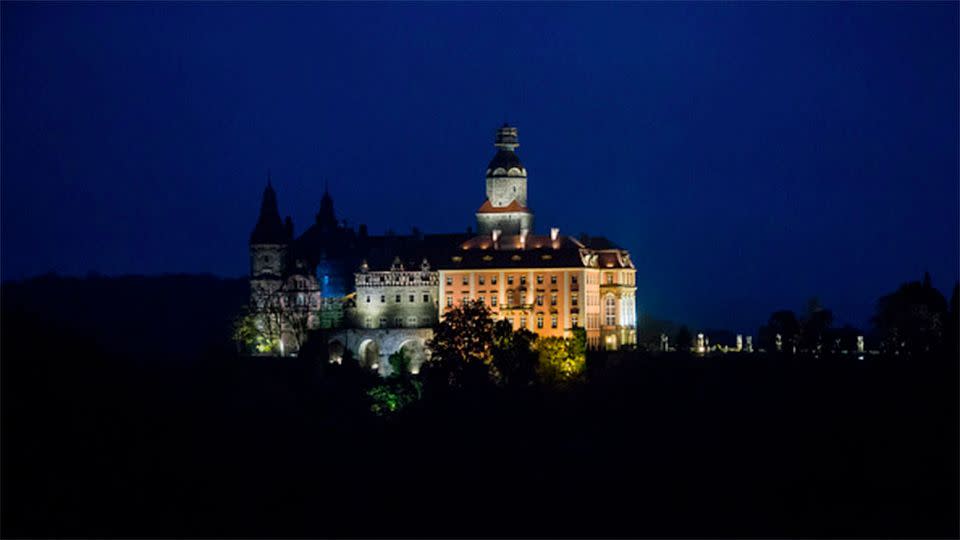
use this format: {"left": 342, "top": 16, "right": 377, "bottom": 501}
{"left": 247, "top": 124, "right": 637, "bottom": 370}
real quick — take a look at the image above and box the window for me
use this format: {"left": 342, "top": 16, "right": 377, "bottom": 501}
{"left": 446, "top": 295, "right": 453, "bottom": 307}
{"left": 551, "top": 314, "right": 558, "bottom": 328}
{"left": 572, "top": 293, "right": 578, "bottom": 306}
{"left": 446, "top": 276, "right": 453, "bottom": 285}
{"left": 520, "top": 315, "right": 526, "bottom": 328}
{"left": 507, "top": 290, "right": 515, "bottom": 305}
{"left": 536, "top": 275, "right": 543, "bottom": 284}
{"left": 423, "top": 294, "right": 430, "bottom": 303}
{"left": 379, "top": 316, "right": 387, "bottom": 327}
{"left": 550, "top": 275, "right": 557, "bottom": 285}
{"left": 409, "top": 294, "right": 414, "bottom": 303}
{"left": 478, "top": 295, "right": 485, "bottom": 305}
{"left": 380, "top": 295, "right": 385, "bottom": 303}
{"left": 605, "top": 295, "right": 616, "bottom": 326}
{"left": 462, "top": 276, "right": 469, "bottom": 285}
{"left": 491, "top": 276, "right": 498, "bottom": 285}
{"left": 462, "top": 296, "right": 469, "bottom": 305}
{"left": 365, "top": 295, "right": 371, "bottom": 303}
{"left": 520, "top": 275, "right": 527, "bottom": 286}
{"left": 536, "top": 294, "right": 543, "bottom": 306}
{"left": 396, "top": 294, "right": 401, "bottom": 303}
{"left": 491, "top": 296, "right": 497, "bottom": 307}
{"left": 296, "top": 293, "right": 305, "bottom": 306}
{"left": 395, "top": 317, "right": 403, "bottom": 327}
{"left": 507, "top": 275, "right": 514, "bottom": 285}
{"left": 606, "top": 273, "right": 614, "bottom": 285}
{"left": 407, "top": 316, "right": 417, "bottom": 327}
{"left": 571, "top": 275, "right": 578, "bottom": 285}
{"left": 509, "top": 316, "right": 515, "bottom": 326}
{"left": 571, "top": 314, "right": 578, "bottom": 327}
{"left": 536, "top": 315, "right": 544, "bottom": 329}
{"left": 478, "top": 275, "right": 485, "bottom": 285}
{"left": 365, "top": 317, "right": 372, "bottom": 327}
{"left": 550, "top": 293, "right": 557, "bottom": 306}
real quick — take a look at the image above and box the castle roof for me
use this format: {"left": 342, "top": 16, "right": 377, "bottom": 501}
{"left": 476, "top": 199, "right": 531, "bottom": 214}
{"left": 486, "top": 149, "right": 525, "bottom": 175}
{"left": 250, "top": 180, "right": 289, "bottom": 244}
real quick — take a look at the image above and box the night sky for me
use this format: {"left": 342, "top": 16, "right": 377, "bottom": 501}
{"left": 2, "top": 2, "right": 957, "bottom": 332}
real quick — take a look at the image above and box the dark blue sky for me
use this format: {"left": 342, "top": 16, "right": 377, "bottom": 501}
{"left": 2, "top": 2, "right": 957, "bottom": 332}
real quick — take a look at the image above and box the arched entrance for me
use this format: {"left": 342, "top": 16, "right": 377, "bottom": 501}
{"left": 398, "top": 338, "right": 428, "bottom": 374}
{"left": 357, "top": 339, "right": 380, "bottom": 370}
{"left": 328, "top": 340, "right": 345, "bottom": 364}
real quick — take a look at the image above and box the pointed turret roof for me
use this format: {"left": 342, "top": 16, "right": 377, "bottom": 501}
{"left": 250, "top": 177, "right": 289, "bottom": 244}
{"left": 316, "top": 182, "right": 338, "bottom": 230}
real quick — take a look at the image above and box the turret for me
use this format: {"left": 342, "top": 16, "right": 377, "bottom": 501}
{"left": 250, "top": 176, "right": 289, "bottom": 280}
{"left": 476, "top": 123, "right": 534, "bottom": 235}
{"left": 316, "top": 182, "right": 338, "bottom": 231}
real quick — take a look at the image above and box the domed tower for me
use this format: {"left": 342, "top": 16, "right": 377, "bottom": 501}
{"left": 249, "top": 177, "right": 290, "bottom": 307}
{"left": 476, "top": 124, "right": 535, "bottom": 235}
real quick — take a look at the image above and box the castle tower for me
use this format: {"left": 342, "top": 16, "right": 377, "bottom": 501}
{"left": 476, "top": 124, "right": 535, "bottom": 235}
{"left": 249, "top": 177, "right": 290, "bottom": 307}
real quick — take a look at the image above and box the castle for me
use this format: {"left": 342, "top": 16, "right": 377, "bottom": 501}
{"left": 247, "top": 125, "right": 637, "bottom": 373}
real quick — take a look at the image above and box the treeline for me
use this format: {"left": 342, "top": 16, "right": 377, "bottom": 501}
{"left": 643, "top": 273, "right": 960, "bottom": 356}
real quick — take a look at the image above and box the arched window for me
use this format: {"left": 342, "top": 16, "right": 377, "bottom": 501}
{"left": 605, "top": 295, "right": 616, "bottom": 326}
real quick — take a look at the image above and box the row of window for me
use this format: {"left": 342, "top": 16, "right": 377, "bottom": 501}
{"left": 601, "top": 271, "right": 637, "bottom": 286}
{"left": 359, "top": 274, "right": 432, "bottom": 285}
{"left": 365, "top": 293, "right": 432, "bottom": 304}
{"left": 442, "top": 291, "right": 583, "bottom": 309}
{"left": 446, "top": 274, "right": 579, "bottom": 287}
{"left": 364, "top": 316, "right": 422, "bottom": 328}
{"left": 500, "top": 313, "right": 563, "bottom": 330}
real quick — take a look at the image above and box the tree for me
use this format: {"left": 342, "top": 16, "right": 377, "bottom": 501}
{"left": 367, "top": 349, "right": 423, "bottom": 417}
{"left": 800, "top": 297, "right": 833, "bottom": 355}
{"left": 873, "top": 274, "right": 949, "bottom": 355}
{"left": 673, "top": 325, "right": 692, "bottom": 352}
{"left": 232, "top": 304, "right": 282, "bottom": 354}
{"left": 534, "top": 328, "right": 587, "bottom": 387}
{"left": 490, "top": 319, "right": 538, "bottom": 388}
{"left": 425, "top": 300, "right": 496, "bottom": 387}
{"left": 759, "top": 310, "right": 800, "bottom": 354}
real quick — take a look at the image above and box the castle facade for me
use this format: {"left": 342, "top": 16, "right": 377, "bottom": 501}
{"left": 247, "top": 125, "right": 636, "bottom": 371}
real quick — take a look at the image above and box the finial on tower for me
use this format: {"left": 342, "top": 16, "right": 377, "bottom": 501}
{"left": 494, "top": 124, "right": 519, "bottom": 151}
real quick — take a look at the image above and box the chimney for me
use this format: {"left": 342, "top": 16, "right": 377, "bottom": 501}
{"left": 550, "top": 227, "right": 559, "bottom": 241}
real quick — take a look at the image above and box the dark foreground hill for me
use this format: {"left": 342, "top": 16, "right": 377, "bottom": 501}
{"left": 1, "top": 273, "right": 247, "bottom": 362}
{"left": 1, "top": 275, "right": 958, "bottom": 537}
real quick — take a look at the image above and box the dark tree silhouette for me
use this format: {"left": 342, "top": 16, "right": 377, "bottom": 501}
{"left": 872, "top": 274, "right": 949, "bottom": 355}
{"left": 800, "top": 297, "right": 833, "bottom": 355}
{"left": 759, "top": 310, "right": 800, "bottom": 354}
{"left": 425, "top": 300, "right": 496, "bottom": 387}
{"left": 673, "top": 325, "right": 692, "bottom": 352}
{"left": 490, "top": 319, "right": 538, "bottom": 388}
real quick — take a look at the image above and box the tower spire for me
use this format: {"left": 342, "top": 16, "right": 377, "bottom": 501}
{"left": 316, "top": 181, "right": 338, "bottom": 230}
{"left": 250, "top": 177, "right": 286, "bottom": 244}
